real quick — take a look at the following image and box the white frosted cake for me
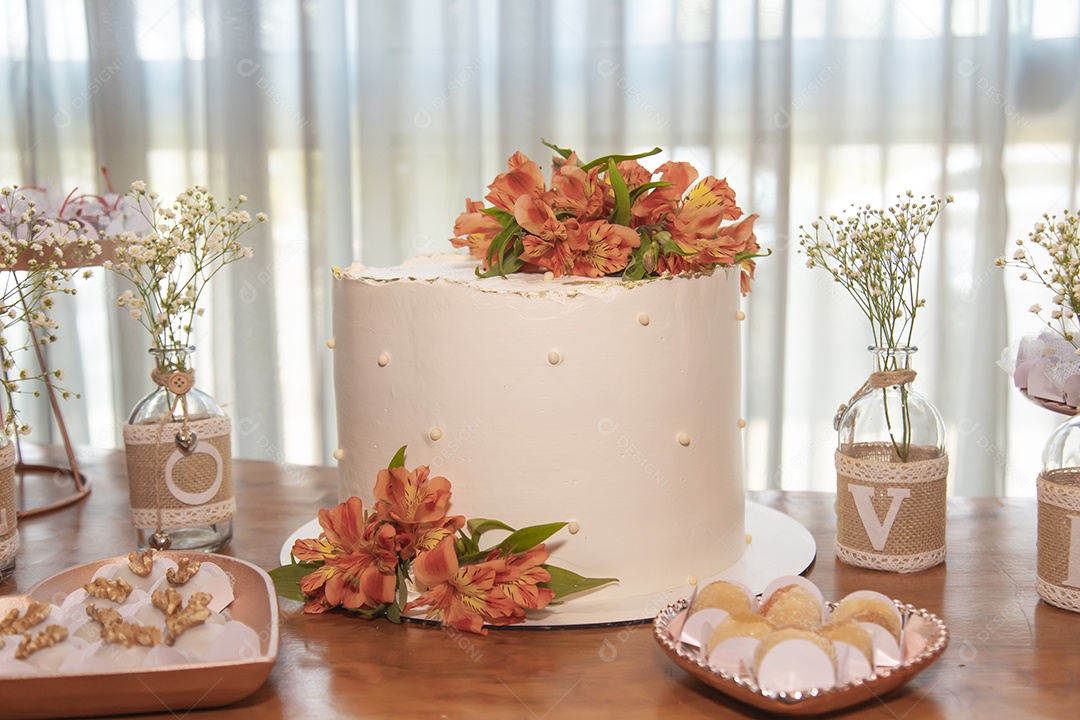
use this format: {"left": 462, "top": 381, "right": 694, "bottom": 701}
{"left": 331, "top": 253, "right": 746, "bottom": 606}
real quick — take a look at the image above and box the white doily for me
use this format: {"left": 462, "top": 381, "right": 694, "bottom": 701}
{"left": 130, "top": 498, "right": 236, "bottom": 530}
{"left": 835, "top": 543, "right": 946, "bottom": 574}
{"left": 1036, "top": 577, "right": 1080, "bottom": 613}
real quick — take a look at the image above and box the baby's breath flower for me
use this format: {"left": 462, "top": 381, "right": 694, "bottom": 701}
{"left": 105, "top": 183, "right": 265, "bottom": 354}
{"left": 1002, "top": 211, "right": 1080, "bottom": 349}
{"left": 798, "top": 192, "right": 951, "bottom": 351}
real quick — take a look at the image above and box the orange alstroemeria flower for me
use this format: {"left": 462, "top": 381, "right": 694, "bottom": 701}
{"left": 515, "top": 195, "right": 588, "bottom": 277}
{"left": 673, "top": 176, "right": 742, "bottom": 238}
{"left": 450, "top": 198, "right": 503, "bottom": 262}
{"left": 412, "top": 532, "right": 461, "bottom": 588}
{"left": 397, "top": 513, "right": 465, "bottom": 565}
{"left": 631, "top": 161, "right": 699, "bottom": 226}
{"left": 615, "top": 159, "right": 654, "bottom": 193}
{"left": 551, "top": 156, "right": 610, "bottom": 221}
{"left": 374, "top": 465, "right": 452, "bottom": 526}
{"left": 485, "top": 151, "right": 547, "bottom": 213}
{"left": 486, "top": 545, "right": 554, "bottom": 626}
{"left": 292, "top": 497, "right": 400, "bottom": 614}
{"left": 571, "top": 220, "right": 641, "bottom": 278}
{"left": 654, "top": 213, "right": 760, "bottom": 291}
{"left": 406, "top": 559, "right": 511, "bottom": 635}
{"left": 406, "top": 544, "right": 554, "bottom": 635}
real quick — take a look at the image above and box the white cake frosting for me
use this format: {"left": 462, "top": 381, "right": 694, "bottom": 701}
{"left": 331, "top": 253, "right": 746, "bottom": 606}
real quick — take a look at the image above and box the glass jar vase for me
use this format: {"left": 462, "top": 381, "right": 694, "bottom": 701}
{"left": 1035, "top": 413, "right": 1080, "bottom": 612}
{"left": 0, "top": 430, "right": 17, "bottom": 580}
{"left": 123, "top": 345, "right": 234, "bottom": 551}
{"left": 834, "top": 346, "right": 949, "bottom": 572}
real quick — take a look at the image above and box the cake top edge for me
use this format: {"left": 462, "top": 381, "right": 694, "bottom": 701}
{"left": 331, "top": 253, "right": 728, "bottom": 295}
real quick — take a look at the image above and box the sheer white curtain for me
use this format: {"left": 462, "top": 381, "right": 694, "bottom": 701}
{"left": 1, "top": 0, "right": 1077, "bottom": 495}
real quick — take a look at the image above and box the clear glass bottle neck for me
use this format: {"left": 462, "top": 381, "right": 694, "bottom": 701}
{"left": 150, "top": 345, "right": 195, "bottom": 373}
{"left": 870, "top": 345, "right": 917, "bottom": 374}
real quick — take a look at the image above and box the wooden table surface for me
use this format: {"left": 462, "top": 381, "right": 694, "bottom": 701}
{"left": 1, "top": 446, "right": 1074, "bottom": 719}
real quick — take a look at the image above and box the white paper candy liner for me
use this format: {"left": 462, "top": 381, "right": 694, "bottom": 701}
{"left": 708, "top": 636, "right": 760, "bottom": 679}
{"left": 148, "top": 561, "right": 234, "bottom": 613}
{"left": 860, "top": 622, "right": 902, "bottom": 668}
{"left": 832, "top": 640, "right": 874, "bottom": 684}
{"left": 61, "top": 588, "right": 150, "bottom": 614}
{"left": 754, "top": 639, "right": 836, "bottom": 694}
{"left": 202, "top": 621, "right": 263, "bottom": 663}
{"left": 679, "top": 608, "right": 730, "bottom": 648}
{"left": 93, "top": 556, "right": 179, "bottom": 593}
{"left": 902, "top": 614, "right": 931, "bottom": 662}
{"left": 23, "top": 636, "right": 89, "bottom": 672}
{"left": 169, "top": 622, "right": 226, "bottom": 662}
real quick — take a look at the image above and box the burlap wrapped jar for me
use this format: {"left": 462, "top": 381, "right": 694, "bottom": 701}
{"left": 834, "top": 347, "right": 948, "bottom": 573}
{"left": 123, "top": 415, "right": 235, "bottom": 532}
{"left": 123, "top": 347, "right": 234, "bottom": 551}
{"left": 0, "top": 441, "right": 18, "bottom": 577}
{"left": 1036, "top": 470, "right": 1080, "bottom": 612}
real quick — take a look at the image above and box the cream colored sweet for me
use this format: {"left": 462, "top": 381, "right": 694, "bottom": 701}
{"left": 331, "top": 254, "right": 747, "bottom": 601}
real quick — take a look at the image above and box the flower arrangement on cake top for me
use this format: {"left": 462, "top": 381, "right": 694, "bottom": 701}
{"left": 0, "top": 185, "right": 103, "bottom": 436}
{"left": 451, "top": 141, "right": 762, "bottom": 291}
{"left": 271, "top": 447, "right": 616, "bottom": 635}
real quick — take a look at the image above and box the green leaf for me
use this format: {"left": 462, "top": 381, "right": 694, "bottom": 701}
{"left": 476, "top": 220, "right": 522, "bottom": 278}
{"left": 456, "top": 550, "right": 490, "bottom": 566}
{"left": 480, "top": 207, "right": 513, "bottom": 225}
{"left": 268, "top": 561, "right": 321, "bottom": 602}
{"left": 541, "top": 565, "right": 618, "bottom": 600}
{"left": 541, "top": 139, "right": 575, "bottom": 160}
{"left": 607, "top": 159, "right": 632, "bottom": 227}
{"left": 628, "top": 181, "right": 673, "bottom": 205}
{"left": 466, "top": 518, "right": 517, "bottom": 539}
{"left": 580, "top": 147, "right": 662, "bottom": 173}
{"left": 733, "top": 247, "right": 773, "bottom": 264}
{"left": 396, "top": 564, "right": 409, "bottom": 609}
{"left": 386, "top": 602, "right": 401, "bottom": 623}
{"left": 496, "top": 522, "right": 567, "bottom": 555}
{"left": 350, "top": 603, "right": 388, "bottom": 618}
{"left": 655, "top": 230, "right": 694, "bottom": 257}
{"left": 388, "top": 445, "right": 407, "bottom": 470}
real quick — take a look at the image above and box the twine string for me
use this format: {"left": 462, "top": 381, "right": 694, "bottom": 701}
{"left": 149, "top": 367, "right": 195, "bottom": 534}
{"left": 833, "top": 369, "right": 917, "bottom": 431}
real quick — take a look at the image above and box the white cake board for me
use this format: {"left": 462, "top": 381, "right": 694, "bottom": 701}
{"left": 278, "top": 501, "right": 816, "bottom": 628}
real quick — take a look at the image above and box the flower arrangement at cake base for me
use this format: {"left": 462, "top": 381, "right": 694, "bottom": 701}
{"left": 105, "top": 182, "right": 266, "bottom": 553}
{"left": 270, "top": 448, "right": 616, "bottom": 635}
{"left": 801, "top": 192, "right": 952, "bottom": 573}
